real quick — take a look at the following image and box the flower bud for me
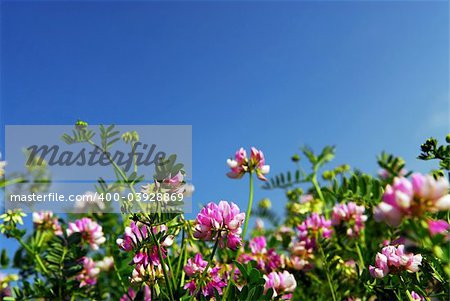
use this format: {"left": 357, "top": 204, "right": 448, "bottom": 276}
{"left": 258, "top": 198, "right": 272, "bottom": 209}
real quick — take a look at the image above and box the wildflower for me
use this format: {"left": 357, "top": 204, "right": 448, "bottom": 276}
{"left": 120, "top": 286, "right": 151, "bottom": 301}
{"left": 369, "top": 245, "right": 422, "bottom": 278}
{"left": 227, "top": 147, "right": 248, "bottom": 179}
{"left": 96, "top": 256, "right": 114, "bottom": 272}
{"left": 410, "top": 291, "right": 425, "bottom": 301}
{"left": 116, "top": 222, "right": 173, "bottom": 265}
{"left": 193, "top": 201, "right": 245, "bottom": 250}
{"left": 0, "top": 209, "right": 26, "bottom": 235}
{"left": 375, "top": 173, "right": 450, "bottom": 226}
{"left": 428, "top": 219, "right": 449, "bottom": 237}
{"left": 0, "top": 209, "right": 26, "bottom": 225}
{"left": 32, "top": 211, "right": 62, "bottom": 235}
{"left": 183, "top": 254, "right": 227, "bottom": 298}
{"left": 130, "top": 262, "right": 165, "bottom": 285}
{"left": 76, "top": 257, "right": 100, "bottom": 287}
{"left": 67, "top": 217, "right": 106, "bottom": 250}
{"left": 263, "top": 270, "right": 297, "bottom": 300}
{"left": 249, "top": 147, "right": 270, "bottom": 181}
{"left": 297, "top": 213, "right": 332, "bottom": 250}
{"left": 227, "top": 147, "right": 270, "bottom": 181}
{"left": 238, "top": 236, "right": 282, "bottom": 273}
{"left": 331, "top": 202, "right": 367, "bottom": 238}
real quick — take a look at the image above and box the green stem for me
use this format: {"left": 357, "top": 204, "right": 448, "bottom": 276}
{"left": 311, "top": 173, "right": 325, "bottom": 203}
{"left": 318, "top": 239, "right": 337, "bottom": 301}
{"left": 223, "top": 172, "right": 255, "bottom": 299}
{"left": 17, "top": 237, "right": 48, "bottom": 275}
{"left": 242, "top": 172, "right": 254, "bottom": 239}
{"left": 355, "top": 243, "right": 365, "bottom": 272}
{"left": 150, "top": 229, "right": 175, "bottom": 301}
{"left": 189, "top": 237, "right": 220, "bottom": 301}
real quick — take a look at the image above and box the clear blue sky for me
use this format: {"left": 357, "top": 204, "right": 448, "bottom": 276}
{"left": 0, "top": 1, "right": 448, "bottom": 254}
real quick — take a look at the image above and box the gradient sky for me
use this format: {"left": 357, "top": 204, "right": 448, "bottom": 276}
{"left": 0, "top": 1, "right": 448, "bottom": 256}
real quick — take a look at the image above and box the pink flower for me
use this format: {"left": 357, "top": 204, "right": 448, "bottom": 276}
{"left": 184, "top": 254, "right": 208, "bottom": 277}
{"left": 32, "top": 211, "right": 62, "bottom": 235}
{"left": 193, "top": 201, "right": 245, "bottom": 250}
{"left": 297, "top": 213, "right": 333, "bottom": 250}
{"left": 369, "top": 245, "right": 422, "bottom": 278}
{"left": 263, "top": 271, "right": 297, "bottom": 300}
{"left": 96, "top": 256, "right": 114, "bottom": 272}
{"left": 183, "top": 254, "right": 227, "bottom": 298}
{"left": 410, "top": 291, "right": 424, "bottom": 301}
{"left": 67, "top": 217, "right": 105, "bottom": 250}
{"left": 238, "top": 236, "right": 282, "bottom": 273}
{"left": 120, "top": 288, "right": 137, "bottom": 301}
{"left": 119, "top": 286, "right": 152, "bottom": 301}
{"left": 250, "top": 147, "right": 270, "bottom": 181}
{"left": 428, "top": 219, "right": 449, "bottom": 236}
{"left": 116, "top": 222, "right": 173, "bottom": 266}
{"left": 375, "top": 173, "right": 450, "bottom": 226}
{"left": 227, "top": 147, "right": 270, "bottom": 181}
{"left": 331, "top": 202, "right": 367, "bottom": 238}
{"left": 369, "top": 253, "right": 389, "bottom": 278}
{"left": 227, "top": 148, "right": 248, "bottom": 179}
{"left": 76, "top": 257, "right": 100, "bottom": 287}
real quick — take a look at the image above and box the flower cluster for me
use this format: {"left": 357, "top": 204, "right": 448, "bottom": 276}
{"left": 193, "top": 201, "right": 245, "bottom": 250}
{"left": 263, "top": 270, "right": 297, "bottom": 300}
{"left": 116, "top": 222, "right": 174, "bottom": 285}
{"left": 374, "top": 173, "right": 450, "bottom": 226}
{"left": 331, "top": 202, "right": 367, "bottom": 238}
{"left": 32, "top": 211, "right": 62, "bottom": 235}
{"left": 227, "top": 147, "right": 270, "bottom": 181}
{"left": 183, "top": 254, "right": 227, "bottom": 298}
{"left": 369, "top": 245, "right": 422, "bottom": 278}
{"left": 297, "top": 213, "right": 332, "bottom": 250}
{"left": 67, "top": 217, "right": 106, "bottom": 250}
{"left": 238, "top": 236, "right": 282, "bottom": 273}
{"left": 76, "top": 257, "right": 100, "bottom": 287}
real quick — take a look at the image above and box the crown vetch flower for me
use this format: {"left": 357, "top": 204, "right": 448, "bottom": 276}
{"left": 32, "top": 211, "right": 62, "bottom": 235}
{"left": 369, "top": 245, "right": 422, "bottom": 278}
{"left": 297, "top": 213, "right": 332, "bottom": 250}
{"left": 183, "top": 254, "right": 227, "bottom": 298}
{"left": 428, "top": 219, "right": 449, "bottom": 237}
{"left": 263, "top": 270, "right": 297, "bottom": 300}
{"left": 227, "top": 148, "right": 248, "bottom": 179}
{"left": 193, "top": 201, "right": 245, "bottom": 250}
{"left": 238, "top": 236, "right": 282, "bottom": 273}
{"left": 76, "top": 257, "right": 100, "bottom": 287}
{"left": 331, "top": 202, "right": 367, "bottom": 238}
{"left": 375, "top": 173, "right": 450, "bottom": 226}
{"left": 67, "top": 217, "right": 106, "bottom": 250}
{"left": 227, "top": 147, "right": 270, "bottom": 181}
{"left": 250, "top": 147, "right": 270, "bottom": 181}
{"left": 116, "top": 222, "right": 173, "bottom": 266}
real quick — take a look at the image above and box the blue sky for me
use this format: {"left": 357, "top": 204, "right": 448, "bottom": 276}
{"left": 0, "top": 1, "right": 448, "bottom": 254}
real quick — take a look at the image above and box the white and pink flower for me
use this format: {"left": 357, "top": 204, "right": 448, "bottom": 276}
{"left": 67, "top": 217, "right": 106, "bottom": 250}
{"left": 193, "top": 201, "right": 245, "bottom": 250}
